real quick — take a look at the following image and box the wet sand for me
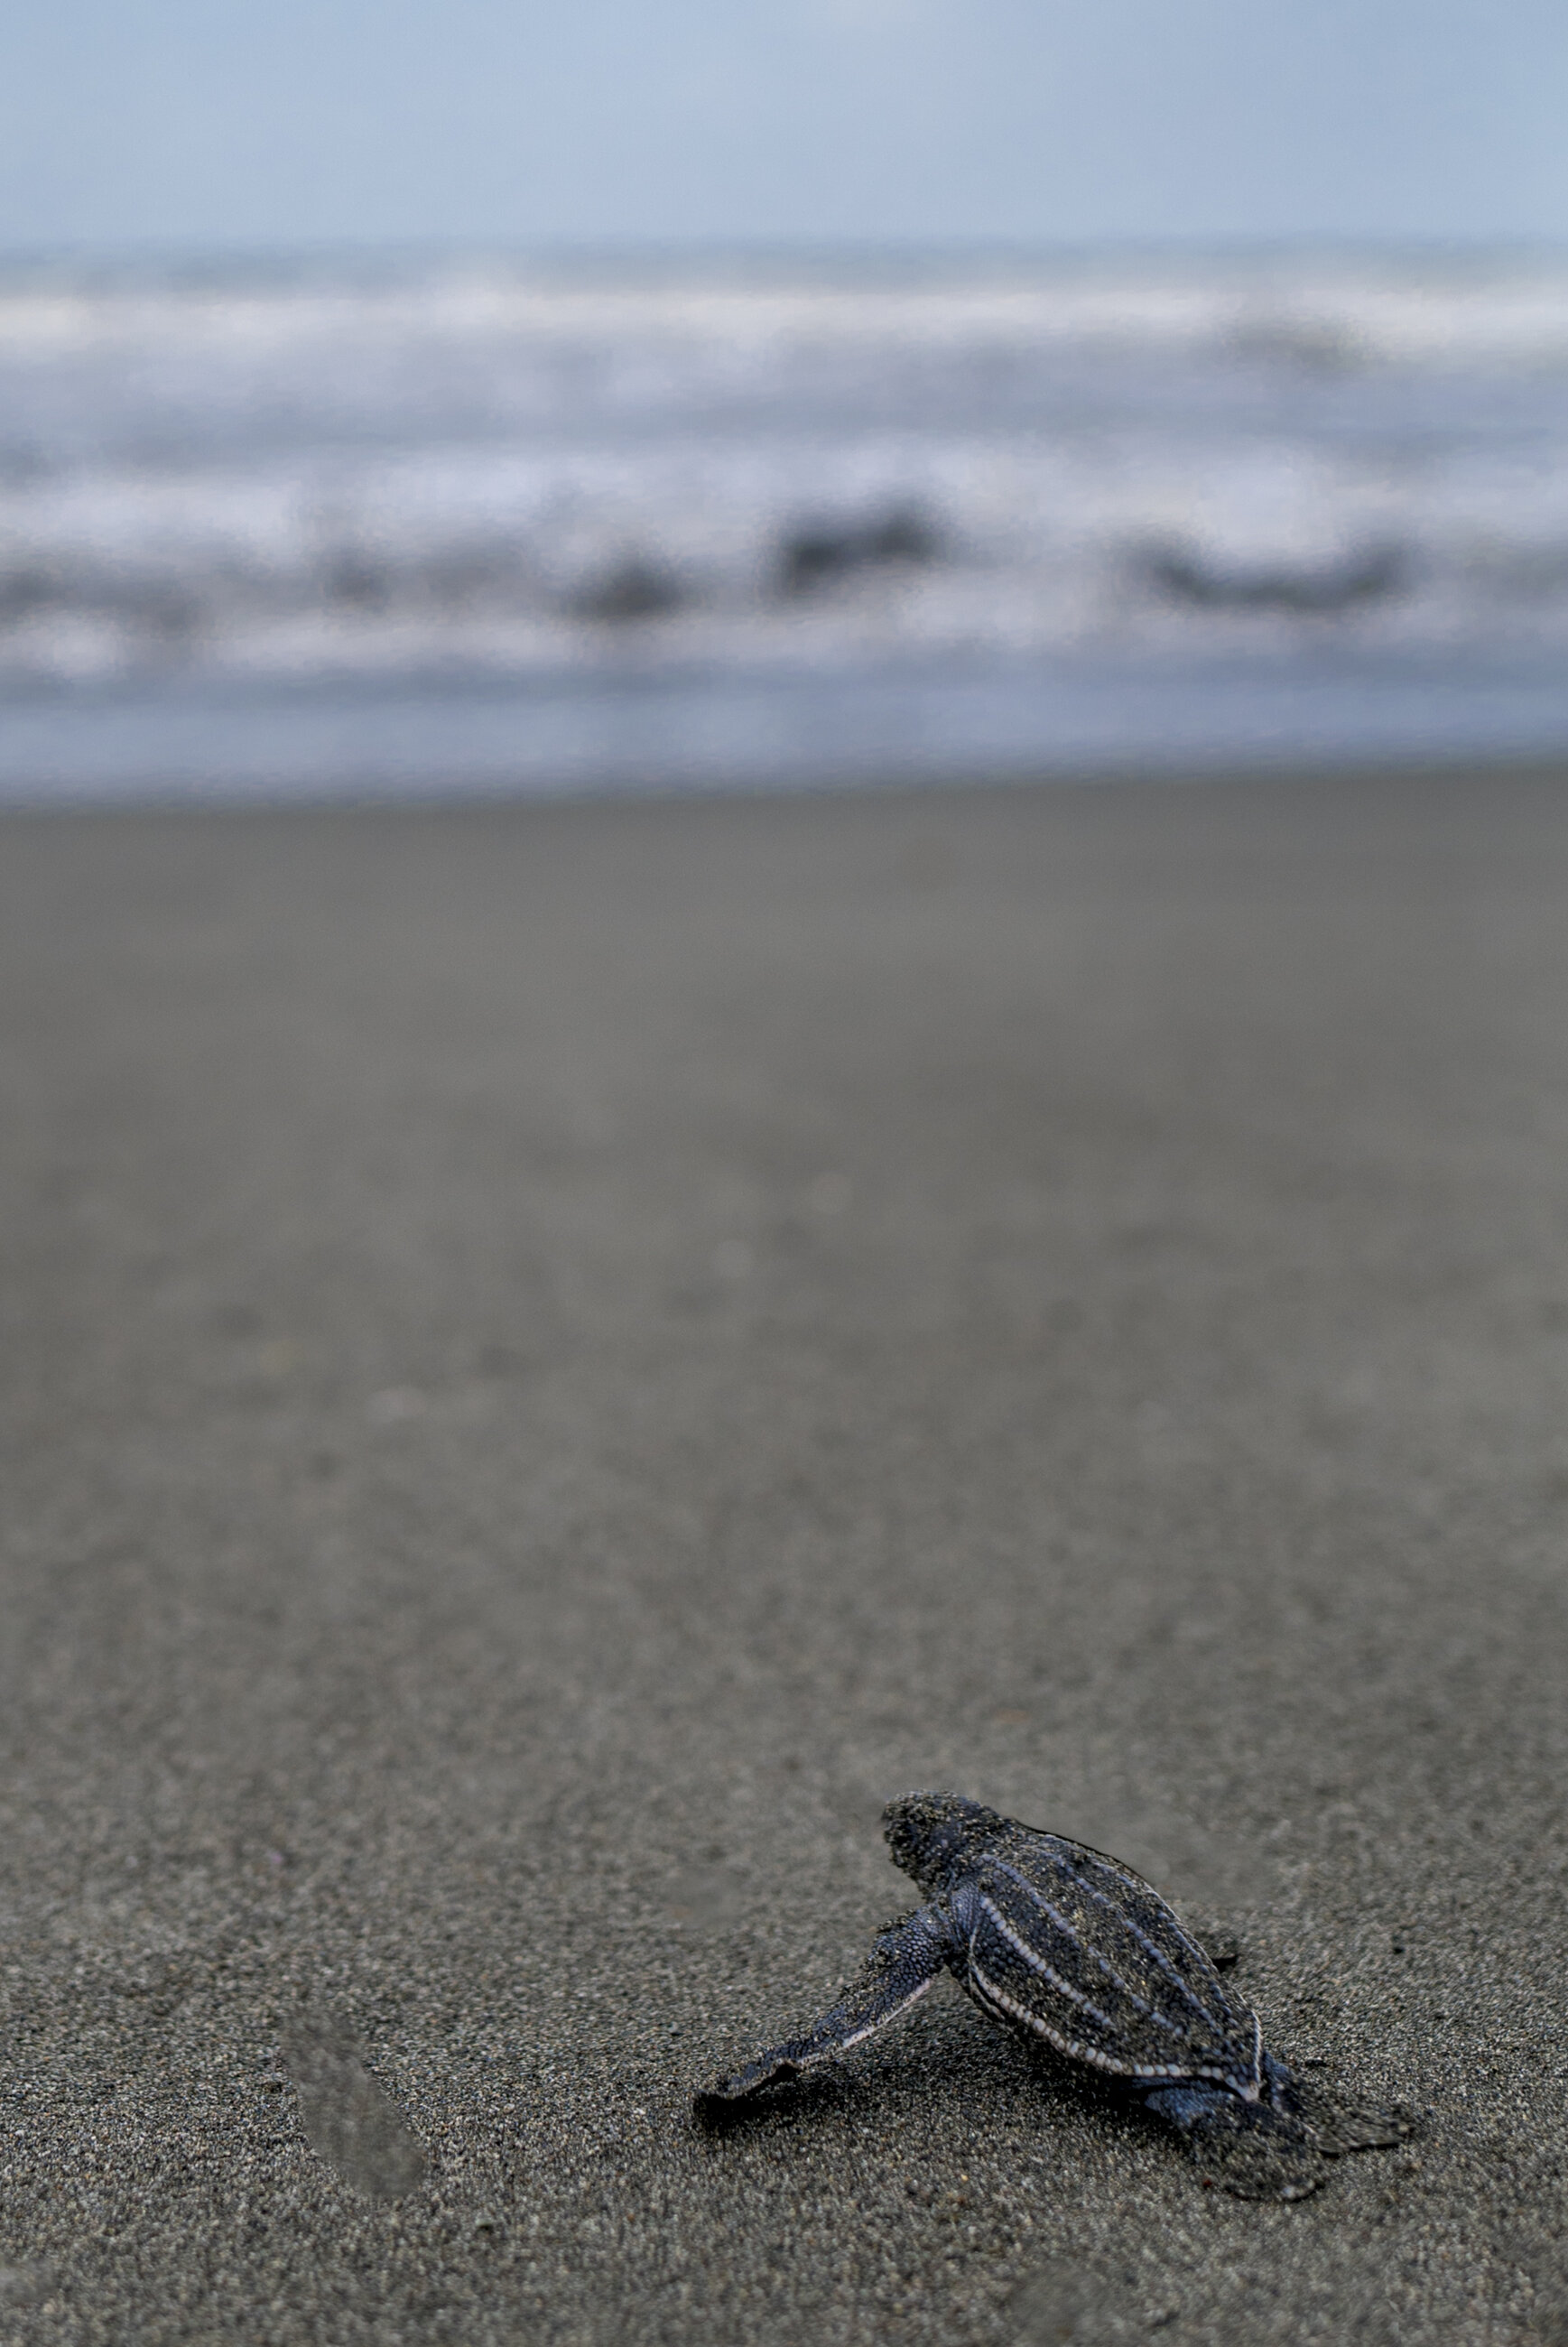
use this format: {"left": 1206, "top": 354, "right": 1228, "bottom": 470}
{"left": 3, "top": 765, "right": 1567, "bottom": 2344}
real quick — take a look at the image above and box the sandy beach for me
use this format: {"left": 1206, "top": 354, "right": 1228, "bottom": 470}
{"left": 3, "top": 764, "right": 1567, "bottom": 2345}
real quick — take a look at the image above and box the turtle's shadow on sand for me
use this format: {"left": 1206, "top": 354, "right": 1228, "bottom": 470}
{"left": 692, "top": 2064, "right": 858, "bottom": 2136}
{"left": 692, "top": 1999, "right": 1161, "bottom": 2152}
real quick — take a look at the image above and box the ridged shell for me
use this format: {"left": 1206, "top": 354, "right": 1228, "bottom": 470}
{"left": 955, "top": 1825, "right": 1261, "bottom": 2092}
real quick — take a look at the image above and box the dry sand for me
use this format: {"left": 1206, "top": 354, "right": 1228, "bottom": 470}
{"left": 2, "top": 765, "right": 1567, "bottom": 2345}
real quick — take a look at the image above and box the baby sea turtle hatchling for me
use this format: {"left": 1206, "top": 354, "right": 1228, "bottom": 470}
{"left": 695, "top": 1791, "right": 1406, "bottom": 2199}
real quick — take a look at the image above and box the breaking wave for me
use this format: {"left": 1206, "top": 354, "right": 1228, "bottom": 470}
{"left": 3, "top": 246, "right": 1567, "bottom": 789}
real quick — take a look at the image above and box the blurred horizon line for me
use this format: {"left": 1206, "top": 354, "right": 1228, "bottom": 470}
{"left": 5, "top": 232, "right": 1568, "bottom": 282}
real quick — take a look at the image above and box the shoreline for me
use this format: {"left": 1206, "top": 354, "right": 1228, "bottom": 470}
{"left": 2, "top": 740, "right": 1567, "bottom": 822}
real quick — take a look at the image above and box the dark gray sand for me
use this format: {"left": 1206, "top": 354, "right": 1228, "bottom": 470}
{"left": 3, "top": 766, "right": 1568, "bottom": 2345}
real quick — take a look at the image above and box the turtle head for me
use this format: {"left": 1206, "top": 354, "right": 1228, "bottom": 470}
{"left": 884, "top": 1790, "right": 1000, "bottom": 1896}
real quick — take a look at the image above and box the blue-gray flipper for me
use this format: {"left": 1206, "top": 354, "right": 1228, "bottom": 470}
{"left": 1284, "top": 2073, "right": 1408, "bottom": 2154}
{"left": 694, "top": 1906, "right": 952, "bottom": 2116}
{"left": 1143, "top": 2068, "right": 1407, "bottom": 2201}
{"left": 1141, "top": 2083, "right": 1325, "bottom": 2200}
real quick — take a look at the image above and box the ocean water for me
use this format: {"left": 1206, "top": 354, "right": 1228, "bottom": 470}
{"left": 3, "top": 246, "right": 1568, "bottom": 802}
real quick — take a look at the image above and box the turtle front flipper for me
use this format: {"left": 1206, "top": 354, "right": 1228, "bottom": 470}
{"left": 693, "top": 1905, "right": 952, "bottom": 2120}
{"left": 1141, "top": 2083, "right": 1325, "bottom": 2201}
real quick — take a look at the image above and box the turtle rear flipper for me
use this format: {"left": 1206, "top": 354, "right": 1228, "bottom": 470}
{"left": 1289, "top": 2075, "right": 1410, "bottom": 2155}
{"left": 1142, "top": 2084, "right": 1325, "bottom": 2202}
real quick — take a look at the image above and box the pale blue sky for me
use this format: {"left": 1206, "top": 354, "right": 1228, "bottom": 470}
{"left": 3, "top": 0, "right": 1565, "bottom": 250}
